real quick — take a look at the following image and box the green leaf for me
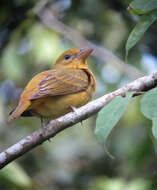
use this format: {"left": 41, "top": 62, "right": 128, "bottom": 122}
{"left": 140, "top": 87, "right": 157, "bottom": 138}
{"left": 128, "top": 6, "right": 145, "bottom": 15}
{"left": 140, "top": 88, "right": 157, "bottom": 119}
{"left": 152, "top": 118, "right": 157, "bottom": 139}
{"left": 130, "top": 0, "right": 157, "bottom": 14}
{"left": 126, "top": 11, "right": 157, "bottom": 60}
{"left": 95, "top": 92, "right": 133, "bottom": 144}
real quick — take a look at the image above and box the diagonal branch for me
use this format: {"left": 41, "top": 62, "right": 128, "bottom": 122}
{"left": 0, "top": 72, "right": 157, "bottom": 169}
{"left": 34, "top": 6, "right": 143, "bottom": 79}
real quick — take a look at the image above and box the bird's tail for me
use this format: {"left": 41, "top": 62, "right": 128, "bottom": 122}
{"left": 6, "top": 100, "right": 31, "bottom": 123}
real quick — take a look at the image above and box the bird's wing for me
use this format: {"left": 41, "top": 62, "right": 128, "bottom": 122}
{"left": 22, "top": 69, "right": 89, "bottom": 100}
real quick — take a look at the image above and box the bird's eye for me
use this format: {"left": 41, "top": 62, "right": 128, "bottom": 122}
{"left": 64, "top": 54, "right": 71, "bottom": 60}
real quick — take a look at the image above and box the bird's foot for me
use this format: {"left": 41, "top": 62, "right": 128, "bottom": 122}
{"left": 70, "top": 106, "right": 78, "bottom": 113}
{"left": 70, "top": 106, "right": 83, "bottom": 126}
{"left": 40, "top": 117, "right": 51, "bottom": 142}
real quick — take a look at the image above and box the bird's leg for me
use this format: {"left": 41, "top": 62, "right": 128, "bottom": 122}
{"left": 70, "top": 106, "right": 83, "bottom": 126}
{"left": 40, "top": 117, "right": 51, "bottom": 142}
{"left": 40, "top": 116, "right": 46, "bottom": 135}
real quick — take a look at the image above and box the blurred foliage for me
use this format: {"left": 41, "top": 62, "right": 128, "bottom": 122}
{"left": 0, "top": 0, "right": 157, "bottom": 190}
{"left": 0, "top": 162, "right": 32, "bottom": 189}
{"left": 88, "top": 177, "right": 151, "bottom": 190}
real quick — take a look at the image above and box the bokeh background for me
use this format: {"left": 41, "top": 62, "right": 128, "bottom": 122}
{"left": 0, "top": 0, "right": 157, "bottom": 189}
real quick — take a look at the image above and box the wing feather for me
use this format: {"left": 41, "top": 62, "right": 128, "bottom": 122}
{"left": 30, "top": 69, "right": 89, "bottom": 100}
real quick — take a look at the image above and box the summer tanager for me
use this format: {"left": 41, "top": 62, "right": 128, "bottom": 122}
{"left": 7, "top": 48, "right": 96, "bottom": 129}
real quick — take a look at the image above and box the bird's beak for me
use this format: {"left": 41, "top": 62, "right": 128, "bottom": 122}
{"left": 77, "top": 48, "right": 93, "bottom": 60}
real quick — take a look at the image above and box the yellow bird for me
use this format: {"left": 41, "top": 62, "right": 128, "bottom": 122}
{"left": 7, "top": 48, "right": 96, "bottom": 129}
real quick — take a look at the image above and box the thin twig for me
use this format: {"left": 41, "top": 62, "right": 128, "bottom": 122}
{"left": 0, "top": 72, "right": 157, "bottom": 169}
{"left": 35, "top": 7, "right": 144, "bottom": 79}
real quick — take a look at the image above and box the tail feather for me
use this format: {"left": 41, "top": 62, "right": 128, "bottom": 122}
{"left": 7, "top": 100, "right": 31, "bottom": 123}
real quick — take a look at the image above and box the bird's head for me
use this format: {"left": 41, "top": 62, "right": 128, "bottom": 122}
{"left": 53, "top": 48, "right": 93, "bottom": 69}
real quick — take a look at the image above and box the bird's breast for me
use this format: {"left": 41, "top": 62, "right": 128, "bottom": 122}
{"left": 29, "top": 85, "right": 95, "bottom": 118}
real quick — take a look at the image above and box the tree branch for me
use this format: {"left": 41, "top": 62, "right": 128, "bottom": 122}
{"left": 34, "top": 6, "right": 144, "bottom": 79}
{"left": 1, "top": 72, "right": 157, "bottom": 169}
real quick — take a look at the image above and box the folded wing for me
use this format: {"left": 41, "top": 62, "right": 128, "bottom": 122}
{"left": 25, "top": 69, "right": 89, "bottom": 100}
